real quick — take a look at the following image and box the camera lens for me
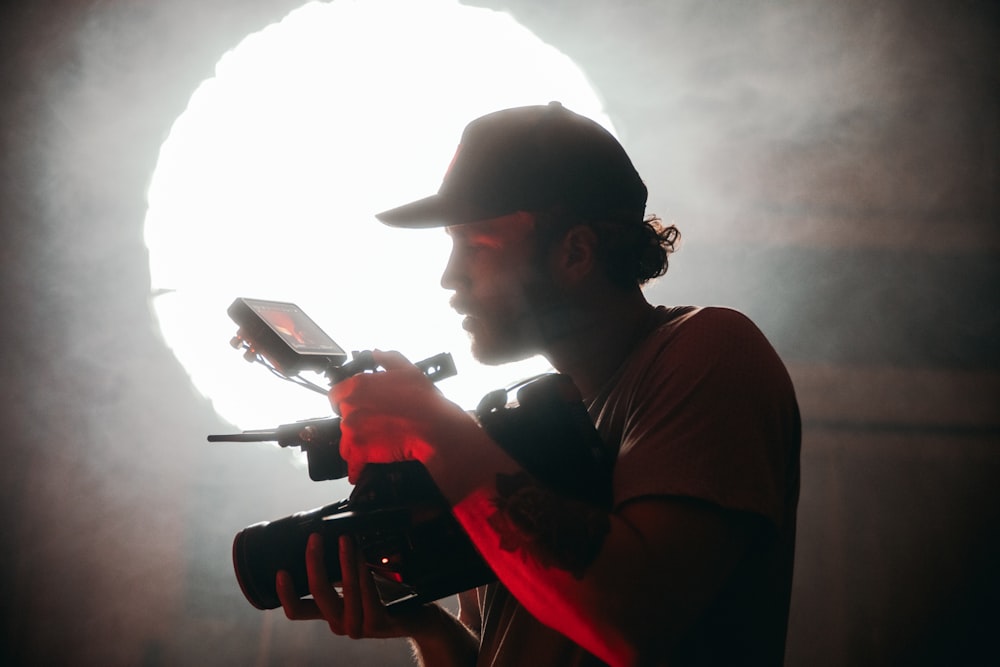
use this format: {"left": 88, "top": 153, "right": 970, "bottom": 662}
{"left": 232, "top": 502, "right": 346, "bottom": 610}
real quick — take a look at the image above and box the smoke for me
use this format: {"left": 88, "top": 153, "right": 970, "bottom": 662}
{"left": 2, "top": 0, "right": 997, "bottom": 664}
{"left": 524, "top": 0, "right": 1000, "bottom": 368}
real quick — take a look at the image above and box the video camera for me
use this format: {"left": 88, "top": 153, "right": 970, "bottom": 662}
{"left": 209, "top": 297, "right": 612, "bottom": 611}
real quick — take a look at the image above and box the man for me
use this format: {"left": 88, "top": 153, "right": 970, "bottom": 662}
{"left": 276, "top": 102, "right": 801, "bottom": 666}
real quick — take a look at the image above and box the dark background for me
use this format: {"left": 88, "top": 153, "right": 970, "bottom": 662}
{"left": 1, "top": 1, "right": 998, "bottom": 665}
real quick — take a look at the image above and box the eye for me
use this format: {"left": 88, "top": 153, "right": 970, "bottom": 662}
{"left": 452, "top": 238, "right": 486, "bottom": 255}
{"left": 467, "top": 234, "right": 503, "bottom": 250}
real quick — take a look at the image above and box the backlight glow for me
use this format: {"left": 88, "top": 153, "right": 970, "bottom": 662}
{"left": 144, "top": 0, "right": 617, "bottom": 429}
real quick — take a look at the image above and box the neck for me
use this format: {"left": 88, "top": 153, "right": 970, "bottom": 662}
{"left": 541, "top": 288, "right": 655, "bottom": 401}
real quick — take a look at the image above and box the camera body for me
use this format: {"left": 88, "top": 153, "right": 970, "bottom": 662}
{"left": 233, "top": 460, "right": 495, "bottom": 611}
{"left": 213, "top": 299, "right": 612, "bottom": 611}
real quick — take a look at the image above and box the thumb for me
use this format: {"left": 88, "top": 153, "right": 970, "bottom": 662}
{"left": 371, "top": 349, "right": 415, "bottom": 372}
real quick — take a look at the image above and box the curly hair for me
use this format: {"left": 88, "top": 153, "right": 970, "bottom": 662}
{"left": 534, "top": 209, "right": 680, "bottom": 288}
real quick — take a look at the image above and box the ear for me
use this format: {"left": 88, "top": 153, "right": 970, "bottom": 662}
{"left": 555, "top": 225, "right": 598, "bottom": 284}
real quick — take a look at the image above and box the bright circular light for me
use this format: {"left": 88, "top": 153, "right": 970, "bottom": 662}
{"left": 145, "top": 0, "right": 617, "bottom": 429}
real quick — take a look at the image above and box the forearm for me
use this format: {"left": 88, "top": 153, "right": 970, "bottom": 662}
{"left": 451, "top": 478, "right": 644, "bottom": 665}
{"left": 423, "top": 430, "right": 749, "bottom": 667}
{"left": 423, "top": 435, "right": 649, "bottom": 666}
{"left": 408, "top": 603, "right": 480, "bottom": 667}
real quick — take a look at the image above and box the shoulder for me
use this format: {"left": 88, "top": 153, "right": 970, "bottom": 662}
{"left": 645, "top": 306, "right": 777, "bottom": 364}
{"left": 620, "top": 305, "right": 797, "bottom": 423}
{"left": 604, "top": 306, "right": 800, "bottom": 523}
{"left": 591, "top": 304, "right": 794, "bottom": 418}
{"left": 653, "top": 305, "right": 764, "bottom": 338}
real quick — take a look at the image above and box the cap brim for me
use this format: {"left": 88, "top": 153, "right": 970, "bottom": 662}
{"left": 376, "top": 195, "right": 509, "bottom": 229}
{"left": 375, "top": 195, "right": 450, "bottom": 228}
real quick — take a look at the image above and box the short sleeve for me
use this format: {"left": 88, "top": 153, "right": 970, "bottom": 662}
{"left": 592, "top": 307, "right": 801, "bottom": 529}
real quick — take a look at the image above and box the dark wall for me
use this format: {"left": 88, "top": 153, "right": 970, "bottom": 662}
{"left": 1, "top": 1, "right": 997, "bottom": 665}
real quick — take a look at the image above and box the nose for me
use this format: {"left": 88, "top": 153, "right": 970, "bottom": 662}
{"left": 440, "top": 245, "right": 463, "bottom": 291}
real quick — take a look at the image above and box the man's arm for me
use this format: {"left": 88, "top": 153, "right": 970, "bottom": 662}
{"left": 428, "top": 434, "right": 755, "bottom": 666}
{"left": 333, "top": 352, "right": 758, "bottom": 667}
{"left": 331, "top": 354, "right": 749, "bottom": 665}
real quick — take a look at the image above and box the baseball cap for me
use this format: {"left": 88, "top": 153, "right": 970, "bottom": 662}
{"left": 375, "top": 101, "right": 647, "bottom": 228}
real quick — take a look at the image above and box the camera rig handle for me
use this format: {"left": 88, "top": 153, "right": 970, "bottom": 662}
{"left": 326, "top": 350, "right": 456, "bottom": 385}
{"left": 207, "top": 351, "right": 458, "bottom": 481}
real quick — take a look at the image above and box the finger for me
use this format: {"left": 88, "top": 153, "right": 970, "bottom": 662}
{"left": 275, "top": 570, "right": 322, "bottom": 620}
{"left": 355, "top": 539, "right": 388, "bottom": 634}
{"left": 328, "top": 363, "right": 369, "bottom": 416}
{"left": 305, "top": 533, "right": 345, "bottom": 634}
{"left": 328, "top": 375, "right": 355, "bottom": 416}
{"left": 339, "top": 535, "right": 365, "bottom": 638}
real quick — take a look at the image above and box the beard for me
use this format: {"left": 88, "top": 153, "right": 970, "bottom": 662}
{"left": 464, "top": 311, "right": 541, "bottom": 365}
{"left": 456, "top": 271, "right": 568, "bottom": 366}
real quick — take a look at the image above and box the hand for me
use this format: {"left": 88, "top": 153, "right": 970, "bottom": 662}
{"left": 331, "top": 350, "right": 480, "bottom": 484}
{"left": 276, "top": 533, "right": 430, "bottom": 639}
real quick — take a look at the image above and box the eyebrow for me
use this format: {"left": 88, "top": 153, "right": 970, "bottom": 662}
{"left": 446, "top": 223, "right": 494, "bottom": 240}
{"left": 449, "top": 229, "right": 504, "bottom": 248}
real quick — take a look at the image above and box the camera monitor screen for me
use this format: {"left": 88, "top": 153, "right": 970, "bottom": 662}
{"left": 229, "top": 297, "right": 348, "bottom": 373}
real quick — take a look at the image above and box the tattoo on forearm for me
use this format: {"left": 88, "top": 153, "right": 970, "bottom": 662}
{"left": 487, "top": 472, "right": 610, "bottom": 580}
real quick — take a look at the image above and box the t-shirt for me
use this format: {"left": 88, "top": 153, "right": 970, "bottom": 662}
{"left": 472, "top": 306, "right": 801, "bottom": 666}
